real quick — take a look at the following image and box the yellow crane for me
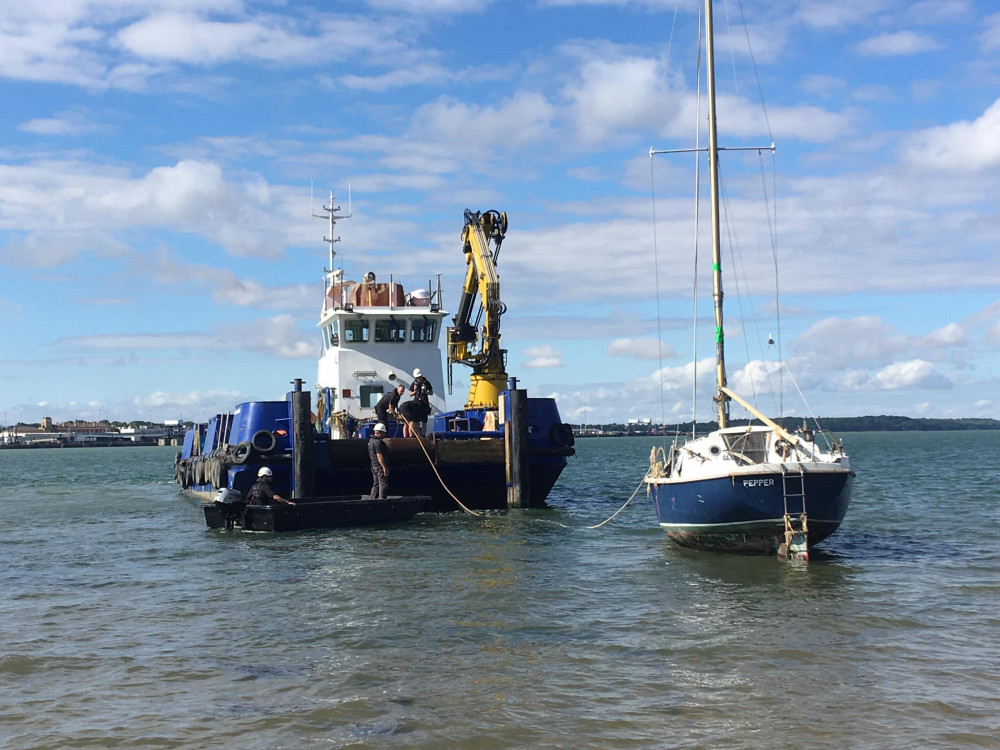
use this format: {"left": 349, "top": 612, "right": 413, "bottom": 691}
{"left": 447, "top": 209, "right": 509, "bottom": 409}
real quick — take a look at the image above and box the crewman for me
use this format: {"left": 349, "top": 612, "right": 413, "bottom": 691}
{"left": 409, "top": 368, "right": 434, "bottom": 434}
{"left": 375, "top": 384, "right": 406, "bottom": 426}
{"left": 246, "top": 466, "right": 296, "bottom": 506}
{"left": 368, "top": 423, "right": 390, "bottom": 500}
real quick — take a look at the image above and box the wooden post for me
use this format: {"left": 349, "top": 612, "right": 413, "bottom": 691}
{"left": 290, "top": 378, "right": 315, "bottom": 499}
{"left": 505, "top": 379, "right": 530, "bottom": 508}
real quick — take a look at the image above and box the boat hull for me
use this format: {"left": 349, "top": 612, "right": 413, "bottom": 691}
{"left": 650, "top": 469, "right": 853, "bottom": 554}
{"left": 203, "top": 495, "right": 429, "bottom": 532}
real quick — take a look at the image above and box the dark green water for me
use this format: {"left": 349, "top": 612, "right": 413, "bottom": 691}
{"left": 1, "top": 433, "right": 998, "bottom": 748}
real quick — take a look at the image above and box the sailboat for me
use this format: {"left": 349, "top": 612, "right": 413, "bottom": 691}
{"left": 645, "top": 0, "right": 854, "bottom": 558}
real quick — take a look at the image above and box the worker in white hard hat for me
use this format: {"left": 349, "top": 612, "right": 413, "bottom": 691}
{"left": 409, "top": 368, "right": 434, "bottom": 436}
{"left": 368, "top": 423, "right": 390, "bottom": 500}
{"left": 246, "top": 466, "right": 296, "bottom": 506}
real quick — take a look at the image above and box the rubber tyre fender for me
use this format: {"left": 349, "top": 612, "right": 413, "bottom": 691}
{"left": 233, "top": 441, "right": 253, "bottom": 464}
{"left": 250, "top": 429, "right": 277, "bottom": 454}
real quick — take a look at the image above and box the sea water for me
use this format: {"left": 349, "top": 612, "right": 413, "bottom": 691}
{"left": 1, "top": 433, "right": 998, "bottom": 749}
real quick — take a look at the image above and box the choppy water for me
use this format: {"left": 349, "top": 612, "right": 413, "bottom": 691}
{"left": 1, "top": 433, "right": 998, "bottom": 749}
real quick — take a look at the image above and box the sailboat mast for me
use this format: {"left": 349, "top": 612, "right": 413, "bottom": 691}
{"left": 704, "top": 0, "right": 729, "bottom": 428}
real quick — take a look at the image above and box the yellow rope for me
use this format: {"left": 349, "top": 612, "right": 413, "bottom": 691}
{"left": 395, "top": 412, "right": 482, "bottom": 517}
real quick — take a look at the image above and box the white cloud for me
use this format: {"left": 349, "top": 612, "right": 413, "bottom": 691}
{"left": 563, "top": 54, "right": 676, "bottom": 145}
{"left": 903, "top": 98, "right": 1000, "bottom": 172}
{"left": 522, "top": 344, "right": 563, "bottom": 369}
{"left": 870, "top": 359, "right": 950, "bottom": 390}
{"left": 917, "top": 322, "right": 966, "bottom": 348}
{"left": 979, "top": 12, "right": 1000, "bottom": 52}
{"left": 796, "top": 0, "right": 891, "bottom": 29}
{"left": 606, "top": 337, "right": 676, "bottom": 360}
{"left": 18, "top": 108, "right": 102, "bottom": 136}
{"left": 134, "top": 388, "right": 246, "bottom": 411}
{"left": 855, "top": 31, "right": 942, "bottom": 57}
{"left": 367, "top": 0, "right": 493, "bottom": 11}
{"left": 409, "top": 92, "right": 555, "bottom": 151}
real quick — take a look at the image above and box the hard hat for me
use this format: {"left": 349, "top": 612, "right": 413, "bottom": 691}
{"left": 413, "top": 368, "right": 422, "bottom": 377}
{"left": 258, "top": 466, "right": 273, "bottom": 477}
{"left": 374, "top": 423, "right": 387, "bottom": 433}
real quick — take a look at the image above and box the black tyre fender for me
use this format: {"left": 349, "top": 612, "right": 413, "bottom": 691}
{"left": 549, "top": 423, "right": 575, "bottom": 447}
{"left": 233, "top": 442, "right": 253, "bottom": 464}
{"left": 216, "top": 461, "right": 229, "bottom": 488}
{"left": 250, "top": 429, "right": 277, "bottom": 454}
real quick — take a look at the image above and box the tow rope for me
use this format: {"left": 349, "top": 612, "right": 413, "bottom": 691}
{"left": 544, "top": 476, "right": 646, "bottom": 530}
{"left": 395, "top": 413, "right": 482, "bottom": 517}
{"left": 393, "top": 414, "right": 641, "bottom": 529}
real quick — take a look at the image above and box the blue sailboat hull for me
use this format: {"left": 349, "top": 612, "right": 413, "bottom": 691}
{"left": 651, "top": 470, "right": 853, "bottom": 553}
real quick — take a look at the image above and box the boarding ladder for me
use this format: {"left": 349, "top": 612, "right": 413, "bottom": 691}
{"left": 780, "top": 464, "right": 809, "bottom": 558}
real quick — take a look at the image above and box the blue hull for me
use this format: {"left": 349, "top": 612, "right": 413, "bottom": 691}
{"left": 176, "top": 392, "right": 574, "bottom": 512}
{"left": 651, "top": 470, "right": 853, "bottom": 553}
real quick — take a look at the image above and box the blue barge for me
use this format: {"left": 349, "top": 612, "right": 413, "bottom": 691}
{"left": 176, "top": 200, "right": 574, "bottom": 512}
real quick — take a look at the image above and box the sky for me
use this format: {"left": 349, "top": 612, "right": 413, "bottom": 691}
{"left": 1, "top": 0, "right": 999, "bottom": 428}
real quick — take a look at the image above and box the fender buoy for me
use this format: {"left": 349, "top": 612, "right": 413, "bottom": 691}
{"left": 549, "top": 423, "right": 575, "bottom": 447}
{"left": 233, "top": 442, "right": 253, "bottom": 464}
{"left": 251, "top": 430, "right": 277, "bottom": 454}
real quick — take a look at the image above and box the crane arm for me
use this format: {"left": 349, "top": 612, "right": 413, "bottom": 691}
{"left": 447, "top": 209, "right": 509, "bottom": 409}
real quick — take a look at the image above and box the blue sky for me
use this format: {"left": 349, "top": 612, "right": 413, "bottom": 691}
{"left": 1, "top": 0, "right": 998, "bottom": 427}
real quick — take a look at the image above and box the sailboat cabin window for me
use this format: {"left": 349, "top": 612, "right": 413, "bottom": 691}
{"left": 721, "top": 432, "right": 768, "bottom": 464}
{"left": 344, "top": 319, "right": 369, "bottom": 343}
{"left": 374, "top": 318, "right": 406, "bottom": 343}
{"left": 410, "top": 318, "right": 438, "bottom": 343}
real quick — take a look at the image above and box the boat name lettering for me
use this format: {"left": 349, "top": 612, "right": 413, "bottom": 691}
{"left": 743, "top": 478, "right": 774, "bottom": 488}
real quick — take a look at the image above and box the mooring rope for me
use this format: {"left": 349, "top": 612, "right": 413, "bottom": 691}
{"left": 394, "top": 413, "right": 482, "bottom": 517}
{"left": 391, "top": 414, "right": 643, "bottom": 528}
{"left": 542, "top": 476, "right": 647, "bottom": 530}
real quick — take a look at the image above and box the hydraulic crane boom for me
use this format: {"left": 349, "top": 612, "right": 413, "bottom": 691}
{"left": 447, "top": 209, "right": 509, "bottom": 409}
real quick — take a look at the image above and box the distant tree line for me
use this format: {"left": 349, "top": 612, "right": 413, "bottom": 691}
{"left": 576, "top": 416, "right": 1000, "bottom": 433}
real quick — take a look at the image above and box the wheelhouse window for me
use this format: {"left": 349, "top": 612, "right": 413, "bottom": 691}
{"left": 323, "top": 321, "right": 340, "bottom": 349}
{"left": 410, "top": 317, "right": 438, "bottom": 343}
{"left": 344, "top": 319, "right": 369, "bottom": 343}
{"left": 374, "top": 317, "right": 406, "bottom": 343}
{"left": 360, "top": 385, "right": 384, "bottom": 408}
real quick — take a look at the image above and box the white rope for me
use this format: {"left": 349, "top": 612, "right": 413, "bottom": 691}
{"left": 542, "top": 476, "right": 647, "bottom": 530}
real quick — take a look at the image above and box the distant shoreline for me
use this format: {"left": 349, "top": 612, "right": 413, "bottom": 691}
{"left": 574, "top": 415, "right": 1000, "bottom": 436}
{"left": 0, "top": 441, "right": 170, "bottom": 450}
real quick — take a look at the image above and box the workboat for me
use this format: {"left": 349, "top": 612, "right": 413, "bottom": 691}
{"left": 175, "top": 199, "right": 575, "bottom": 512}
{"left": 202, "top": 489, "right": 429, "bottom": 532}
{"left": 644, "top": 0, "right": 854, "bottom": 558}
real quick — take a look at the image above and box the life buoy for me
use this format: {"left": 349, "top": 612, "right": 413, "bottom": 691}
{"left": 233, "top": 441, "right": 253, "bottom": 464}
{"left": 251, "top": 430, "right": 277, "bottom": 454}
{"left": 549, "top": 423, "right": 575, "bottom": 447}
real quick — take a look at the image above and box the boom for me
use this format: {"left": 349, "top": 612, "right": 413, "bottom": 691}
{"left": 447, "top": 209, "right": 509, "bottom": 409}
